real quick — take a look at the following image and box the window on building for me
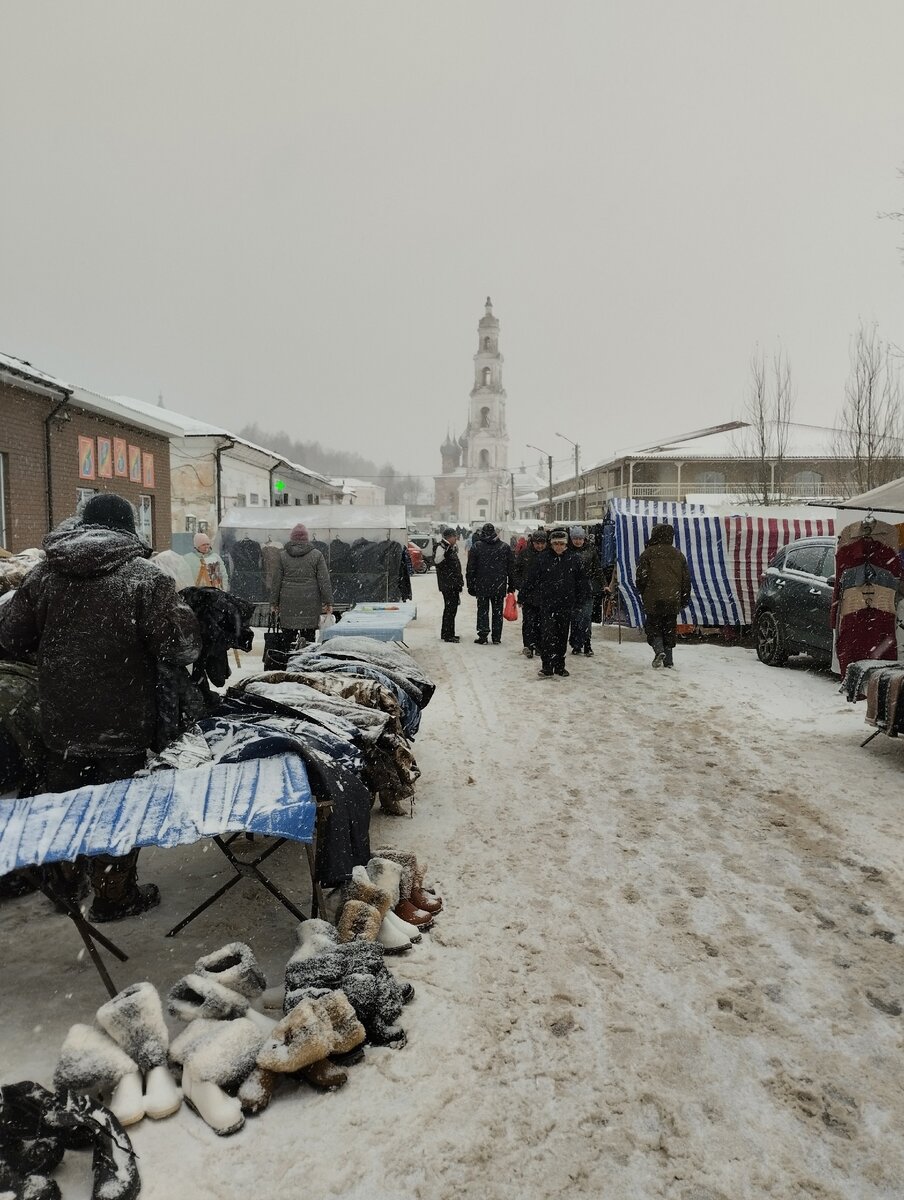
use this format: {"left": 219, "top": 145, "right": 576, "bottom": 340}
{"left": 477, "top": 498, "right": 488, "bottom": 519}
{"left": 792, "top": 470, "right": 823, "bottom": 493}
{"left": 482, "top": 367, "right": 491, "bottom": 386}
{"left": 0, "top": 453, "right": 7, "bottom": 549}
{"left": 479, "top": 449, "right": 490, "bottom": 469}
{"left": 76, "top": 487, "right": 97, "bottom": 514}
{"left": 234, "top": 493, "right": 246, "bottom": 507}
{"left": 137, "top": 495, "right": 153, "bottom": 543}
{"left": 480, "top": 406, "right": 490, "bottom": 428}
{"left": 697, "top": 470, "right": 726, "bottom": 489}
{"left": 483, "top": 336, "right": 491, "bottom": 350}
{"left": 249, "top": 492, "right": 259, "bottom": 505}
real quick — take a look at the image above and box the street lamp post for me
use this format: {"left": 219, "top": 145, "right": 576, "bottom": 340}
{"left": 527, "top": 444, "right": 554, "bottom": 524}
{"left": 556, "top": 432, "right": 581, "bottom": 522}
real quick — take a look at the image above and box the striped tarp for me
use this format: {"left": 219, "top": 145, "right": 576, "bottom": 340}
{"left": 724, "top": 515, "right": 835, "bottom": 623}
{"left": 610, "top": 500, "right": 835, "bottom": 629}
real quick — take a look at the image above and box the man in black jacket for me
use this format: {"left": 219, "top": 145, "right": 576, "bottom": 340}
{"left": 434, "top": 528, "right": 463, "bottom": 642}
{"left": 465, "top": 523, "right": 514, "bottom": 645}
{"left": 0, "top": 494, "right": 201, "bottom": 920}
{"left": 522, "top": 528, "right": 589, "bottom": 677}
{"left": 513, "top": 528, "right": 547, "bottom": 657}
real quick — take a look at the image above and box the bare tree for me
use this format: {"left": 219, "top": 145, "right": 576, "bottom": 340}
{"left": 833, "top": 322, "right": 904, "bottom": 496}
{"left": 735, "top": 343, "right": 795, "bottom": 504}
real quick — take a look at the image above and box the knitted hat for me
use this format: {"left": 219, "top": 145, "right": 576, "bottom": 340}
{"left": 442, "top": 527, "right": 457, "bottom": 539}
{"left": 481, "top": 523, "right": 496, "bottom": 537}
{"left": 531, "top": 529, "right": 548, "bottom": 542}
{"left": 570, "top": 526, "right": 586, "bottom": 540}
{"left": 290, "top": 523, "right": 310, "bottom": 543}
{"left": 193, "top": 532, "right": 211, "bottom": 550}
{"left": 82, "top": 493, "right": 136, "bottom": 535}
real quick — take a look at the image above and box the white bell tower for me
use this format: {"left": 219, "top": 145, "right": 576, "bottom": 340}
{"left": 458, "top": 298, "right": 511, "bottom": 524}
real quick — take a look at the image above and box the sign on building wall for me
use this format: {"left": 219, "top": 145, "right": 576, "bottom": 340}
{"left": 114, "top": 437, "right": 128, "bottom": 477}
{"left": 129, "top": 444, "right": 142, "bottom": 483}
{"left": 97, "top": 436, "right": 113, "bottom": 479}
{"left": 78, "top": 436, "right": 95, "bottom": 480}
{"left": 142, "top": 452, "right": 155, "bottom": 488}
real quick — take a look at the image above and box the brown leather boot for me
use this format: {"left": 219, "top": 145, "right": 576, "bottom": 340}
{"left": 410, "top": 885, "right": 443, "bottom": 914}
{"left": 393, "top": 899, "right": 434, "bottom": 929}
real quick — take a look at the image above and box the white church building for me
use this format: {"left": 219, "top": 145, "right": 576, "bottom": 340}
{"left": 434, "top": 298, "right": 513, "bottom": 525}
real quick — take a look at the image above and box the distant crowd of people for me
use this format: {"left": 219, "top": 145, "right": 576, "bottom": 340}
{"left": 433, "top": 521, "right": 690, "bottom": 676}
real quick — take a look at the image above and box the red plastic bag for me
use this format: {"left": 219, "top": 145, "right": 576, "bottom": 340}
{"left": 503, "top": 591, "right": 518, "bottom": 622}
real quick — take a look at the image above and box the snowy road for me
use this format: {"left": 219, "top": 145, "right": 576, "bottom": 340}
{"left": 3, "top": 573, "right": 904, "bottom": 1199}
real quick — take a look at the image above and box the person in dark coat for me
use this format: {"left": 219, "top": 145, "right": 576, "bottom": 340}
{"left": 465, "top": 523, "right": 514, "bottom": 645}
{"left": 522, "top": 528, "right": 589, "bottom": 677}
{"left": 270, "top": 523, "right": 333, "bottom": 642}
{"left": 434, "top": 528, "right": 463, "bottom": 643}
{"left": 513, "top": 528, "right": 547, "bottom": 657}
{"left": 568, "top": 526, "right": 606, "bottom": 656}
{"left": 0, "top": 493, "right": 201, "bottom": 920}
{"left": 634, "top": 522, "right": 691, "bottom": 669}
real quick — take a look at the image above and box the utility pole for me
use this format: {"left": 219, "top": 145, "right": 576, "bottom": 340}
{"left": 556, "top": 432, "right": 581, "bottom": 522}
{"left": 510, "top": 471, "right": 516, "bottom": 523}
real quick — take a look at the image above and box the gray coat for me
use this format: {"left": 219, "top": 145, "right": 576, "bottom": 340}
{"left": 270, "top": 542, "right": 333, "bottom": 629}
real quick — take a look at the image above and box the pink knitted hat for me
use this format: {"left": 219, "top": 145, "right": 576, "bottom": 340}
{"left": 290, "top": 523, "right": 310, "bottom": 543}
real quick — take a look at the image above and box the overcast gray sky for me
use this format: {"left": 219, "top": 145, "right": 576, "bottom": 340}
{"left": 2, "top": 2, "right": 903, "bottom": 478}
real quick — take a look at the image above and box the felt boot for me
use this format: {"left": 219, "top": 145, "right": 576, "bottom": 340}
{"left": 373, "top": 846, "right": 442, "bottom": 913}
{"left": 179, "top": 1018, "right": 267, "bottom": 1135}
{"left": 167, "top": 974, "right": 250, "bottom": 1023}
{"left": 54, "top": 1025, "right": 144, "bottom": 1127}
{"left": 336, "top": 899, "right": 386, "bottom": 945}
{"left": 96, "top": 982, "right": 180, "bottom": 1120}
{"left": 298, "top": 1059, "right": 348, "bottom": 1090}
{"left": 651, "top": 636, "right": 665, "bottom": 668}
{"left": 340, "top": 973, "right": 406, "bottom": 1048}
{"left": 256, "top": 1002, "right": 333, "bottom": 1075}
{"left": 195, "top": 942, "right": 267, "bottom": 1000}
{"left": 663, "top": 646, "right": 674, "bottom": 668}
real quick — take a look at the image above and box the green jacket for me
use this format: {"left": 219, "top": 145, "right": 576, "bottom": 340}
{"left": 635, "top": 540, "right": 691, "bottom": 613}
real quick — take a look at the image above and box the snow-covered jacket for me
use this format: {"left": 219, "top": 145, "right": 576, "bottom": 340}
{"left": 434, "top": 539, "right": 463, "bottom": 595}
{"left": 521, "top": 549, "right": 589, "bottom": 612}
{"left": 635, "top": 525, "right": 691, "bottom": 614}
{"left": 0, "top": 524, "right": 201, "bottom": 756}
{"left": 270, "top": 542, "right": 333, "bottom": 629}
{"left": 466, "top": 535, "right": 514, "bottom": 597}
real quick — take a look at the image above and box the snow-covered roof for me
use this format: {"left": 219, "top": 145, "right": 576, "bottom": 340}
{"left": 837, "top": 475, "right": 904, "bottom": 515}
{"left": 109, "top": 394, "right": 335, "bottom": 486}
{"left": 0, "top": 351, "right": 71, "bottom": 396}
{"left": 69, "top": 386, "right": 196, "bottom": 438}
{"left": 586, "top": 421, "right": 842, "bottom": 468}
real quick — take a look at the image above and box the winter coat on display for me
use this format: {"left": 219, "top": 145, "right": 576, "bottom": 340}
{"left": 183, "top": 549, "right": 229, "bottom": 591}
{"left": 328, "top": 539, "right": 356, "bottom": 605}
{"left": 399, "top": 548, "right": 413, "bottom": 602}
{"left": 180, "top": 587, "right": 255, "bottom": 688}
{"left": 290, "top": 636, "right": 436, "bottom": 709}
{"left": 0, "top": 524, "right": 201, "bottom": 757}
{"left": 270, "top": 543, "right": 333, "bottom": 629}
{"left": 466, "top": 535, "right": 514, "bottom": 597}
{"left": 570, "top": 540, "right": 606, "bottom": 597}
{"left": 223, "top": 538, "right": 265, "bottom": 602}
{"left": 434, "top": 539, "right": 463, "bottom": 595}
{"left": 522, "top": 549, "right": 590, "bottom": 612}
{"left": 832, "top": 522, "right": 903, "bottom": 676}
{"left": 635, "top": 525, "right": 691, "bottom": 614}
{"left": 301, "top": 657, "right": 421, "bottom": 738}
{"left": 0, "top": 660, "right": 41, "bottom": 792}
{"left": 261, "top": 541, "right": 283, "bottom": 593}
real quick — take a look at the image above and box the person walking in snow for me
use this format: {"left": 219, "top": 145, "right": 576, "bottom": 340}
{"left": 513, "top": 528, "right": 547, "bottom": 657}
{"left": 465, "top": 523, "right": 514, "bottom": 645}
{"left": 635, "top": 522, "right": 691, "bottom": 669}
{"left": 568, "top": 526, "right": 605, "bottom": 657}
{"left": 270, "top": 523, "right": 333, "bottom": 643}
{"left": 523, "top": 527, "right": 589, "bottom": 677}
{"left": 434, "top": 527, "right": 463, "bottom": 642}
{"left": 184, "top": 532, "right": 229, "bottom": 590}
{"left": 0, "top": 493, "right": 201, "bottom": 920}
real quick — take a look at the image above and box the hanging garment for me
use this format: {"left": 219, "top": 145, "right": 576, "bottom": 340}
{"left": 832, "top": 522, "right": 903, "bottom": 676}
{"left": 225, "top": 538, "right": 265, "bottom": 602}
{"left": 181, "top": 587, "right": 255, "bottom": 689}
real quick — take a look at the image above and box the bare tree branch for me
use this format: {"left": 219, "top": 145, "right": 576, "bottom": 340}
{"left": 832, "top": 321, "right": 904, "bottom": 496}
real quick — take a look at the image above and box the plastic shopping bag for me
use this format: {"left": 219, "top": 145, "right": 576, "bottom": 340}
{"left": 319, "top": 612, "right": 337, "bottom": 631}
{"left": 503, "top": 592, "right": 518, "bottom": 622}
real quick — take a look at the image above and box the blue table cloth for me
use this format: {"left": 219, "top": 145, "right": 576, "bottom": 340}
{"left": 0, "top": 754, "right": 315, "bottom": 875}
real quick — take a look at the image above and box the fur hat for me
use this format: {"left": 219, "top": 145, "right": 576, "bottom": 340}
{"left": 570, "top": 525, "right": 586, "bottom": 539}
{"left": 290, "top": 523, "right": 310, "bottom": 543}
{"left": 531, "top": 529, "right": 548, "bottom": 542}
{"left": 82, "top": 493, "right": 136, "bottom": 535}
{"left": 549, "top": 528, "right": 568, "bottom": 542}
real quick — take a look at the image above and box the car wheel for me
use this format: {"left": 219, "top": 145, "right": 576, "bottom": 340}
{"left": 756, "top": 610, "right": 788, "bottom": 666}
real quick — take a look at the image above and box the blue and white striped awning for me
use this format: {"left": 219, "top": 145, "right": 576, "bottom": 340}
{"left": 610, "top": 500, "right": 743, "bottom": 628}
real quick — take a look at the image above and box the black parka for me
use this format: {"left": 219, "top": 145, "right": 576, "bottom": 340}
{"left": 0, "top": 524, "right": 201, "bottom": 756}
{"left": 434, "top": 539, "right": 463, "bottom": 595}
{"left": 521, "top": 548, "right": 590, "bottom": 611}
{"left": 466, "top": 535, "right": 514, "bottom": 596}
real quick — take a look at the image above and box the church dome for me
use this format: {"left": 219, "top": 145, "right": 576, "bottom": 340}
{"left": 478, "top": 296, "right": 499, "bottom": 329}
{"left": 441, "top": 431, "right": 458, "bottom": 452}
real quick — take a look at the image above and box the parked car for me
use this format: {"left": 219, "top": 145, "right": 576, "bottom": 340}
{"left": 408, "top": 532, "right": 436, "bottom": 567}
{"left": 754, "top": 536, "right": 836, "bottom": 667}
{"left": 407, "top": 542, "right": 427, "bottom": 574}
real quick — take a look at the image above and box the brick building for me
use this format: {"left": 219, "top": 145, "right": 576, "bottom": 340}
{"left": 0, "top": 353, "right": 179, "bottom": 552}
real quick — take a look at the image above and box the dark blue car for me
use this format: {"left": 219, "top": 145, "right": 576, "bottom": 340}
{"left": 754, "top": 536, "right": 836, "bottom": 667}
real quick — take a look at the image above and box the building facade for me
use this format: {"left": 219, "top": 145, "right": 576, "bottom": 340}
{"left": 434, "top": 298, "right": 512, "bottom": 525}
{"left": 0, "top": 355, "right": 174, "bottom": 552}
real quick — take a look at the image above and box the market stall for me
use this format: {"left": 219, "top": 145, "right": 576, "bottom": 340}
{"left": 216, "top": 506, "right": 410, "bottom": 612}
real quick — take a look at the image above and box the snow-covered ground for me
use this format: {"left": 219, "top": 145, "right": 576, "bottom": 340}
{"left": 3, "top": 573, "right": 904, "bottom": 1199}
